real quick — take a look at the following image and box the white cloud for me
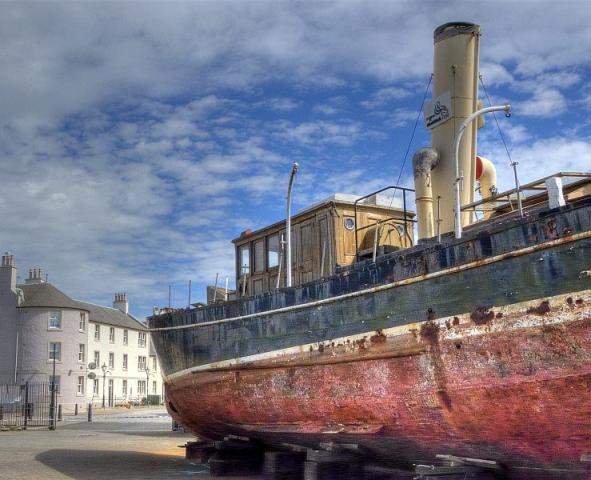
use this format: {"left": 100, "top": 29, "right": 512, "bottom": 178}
{"left": 361, "top": 86, "right": 411, "bottom": 109}
{"left": 266, "top": 97, "right": 300, "bottom": 111}
{"left": 277, "top": 120, "right": 363, "bottom": 146}
{"left": 480, "top": 62, "right": 514, "bottom": 86}
{"left": 517, "top": 88, "right": 567, "bottom": 118}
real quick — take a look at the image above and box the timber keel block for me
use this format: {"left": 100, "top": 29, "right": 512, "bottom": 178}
{"left": 263, "top": 451, "right": 306, "bottom": 480}
{"left": 208, "top": 438, "right": 264, "bottom": 477}
{"left": 414, "top": 454, "right": 505, "bottom": 479}
{"left": 184, "top": 441, "right": 215, "bottom": 463}
{"left": 304, "top": 449, "right": 364, "bottom": 480}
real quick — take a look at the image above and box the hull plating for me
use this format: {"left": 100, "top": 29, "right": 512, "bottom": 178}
{"left": 165, "top": 293, "right": 591, "bottom": 478}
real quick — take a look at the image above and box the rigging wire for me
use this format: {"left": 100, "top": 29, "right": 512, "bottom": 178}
{"left": 479, "top": 74, "right": 513, "bottom": 165}
{"left": 388, "top": 74, "right": 433, "bottom": 208}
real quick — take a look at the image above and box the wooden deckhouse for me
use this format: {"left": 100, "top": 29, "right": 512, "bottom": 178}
{"left": 232, "top": 192, "right": 415, "bottom": 298}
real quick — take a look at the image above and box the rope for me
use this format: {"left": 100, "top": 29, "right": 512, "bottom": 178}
{"left": 388, "top": 74, "right": 433, "bottom": 207}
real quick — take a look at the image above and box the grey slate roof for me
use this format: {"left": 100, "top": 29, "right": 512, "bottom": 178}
{"left": 17, "top": 282, "right": 147, "bottom": 331}
{"left": 18, "top": 283, "right": 87, "bottom": 311}
{"left": 76, "top": 301, "right": 147, "bottom": 331}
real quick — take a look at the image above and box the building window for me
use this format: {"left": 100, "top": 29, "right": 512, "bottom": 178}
{"left": 48, "top": 342, "right": 61, "bottom": 361}
{"left": 152, "top": 381, "right": 157, "bottom": 395}
{"left": 137, "top": 356, "right": 146, "bottom": 371}
{"left": 123, "top": 354, "right": 128, "bottom": 371}
{"left": 94, "top": 351, "right": 100, "bottom": 367}
{"left": 93, "top": 379, "right": 99, "bottom": 394}
{"left": 138, "top": 332, "right": 146, "bottom": 348}
{"left": 151, "top": 356, "right": 157, "bottom": 372}
{"left": 94, "top": 324, "right": 100, "bottom": 341}
{"left": 108, "top": 352, "right": 114, "bottom": 369}
{"left": 137, "top": 380, "right": 146, "bottom": 395}
{"left": 267, "top": 234, "right": 280, "bottom": 268}
{"left": 48, "top": 311, "right": 62, "bottom": 330}
{"left": 49, "top": 375, "right": 61, "bottom": 394}
{"left": 79, "top": 313, "right": 86, "bottom": 332}
{"left": 123, "top": 329, "right": 128, "bottom": 345}
{"left": 77, "top": 376, "right": 85, "bottom": 395}
{"left": 122, "top": 380, "right": 127, "bottom": 395}
{"left": 109, "top": 327, "right": 115, "bottom": 343}
{"left": 239, "top": 245, "right": 250, "bottom": 276}
{"left": 78, "top": 344, "right": 85, "bottom": 363}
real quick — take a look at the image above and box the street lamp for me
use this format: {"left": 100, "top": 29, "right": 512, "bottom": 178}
{"left": 145, "top": 366, "right": 151, "bottom": 405}
{"left": 101, "top": 363, "right": 111, "bottom": 408}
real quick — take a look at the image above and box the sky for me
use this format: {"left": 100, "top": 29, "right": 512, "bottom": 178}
{"left": 1, "top": 1, "right": 590, "bottom": 319}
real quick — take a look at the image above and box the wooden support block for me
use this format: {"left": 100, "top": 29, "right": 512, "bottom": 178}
{"left": 263, "top": 451, "right": 306, "bottom": 480}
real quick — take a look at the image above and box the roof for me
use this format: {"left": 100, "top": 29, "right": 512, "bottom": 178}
{"left": 75, "top": 301, "right": 147, "bottom": 331}
{"left": 18, "top": 283, "right": 87, "bottom": 311}
{"left": 17, "top": 282, "right": 146, "bottom": 331}
{"left": 232, "top": 192, "right": 414, "bottom": 243}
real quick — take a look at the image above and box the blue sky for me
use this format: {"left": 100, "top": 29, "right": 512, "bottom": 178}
{"left": 1, "top": 1, "right": 590, "bottom": 319}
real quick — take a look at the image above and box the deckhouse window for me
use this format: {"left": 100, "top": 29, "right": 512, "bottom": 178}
{"left": 239, "top": 245, "right": 250, "bottom": 276}
{"left": 253, "top": 240, "right": 264, "bottom": 273}
{"left": 268, "top": 234, "right": 280, "bottom": 268}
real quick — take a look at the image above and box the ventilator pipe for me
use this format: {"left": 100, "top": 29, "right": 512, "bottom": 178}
{"left": 412, "top": 148, "right": 440, "bottom": 240}
{"left": 453, "top": 104, "right": 511, "bottom": 238}
{"left": 476, "top": 155, "right": 497, "bottom": 219}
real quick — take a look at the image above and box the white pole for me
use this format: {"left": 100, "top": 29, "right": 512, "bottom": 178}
{"left": 453, "top": 104, "right": 511, "bottom": 239}
{"left": 286, "top": 162, "right": 299, "bottom": 287}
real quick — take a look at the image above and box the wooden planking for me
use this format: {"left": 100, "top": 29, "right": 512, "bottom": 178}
{"left": 233, "top": 200, "right": 413, "bottom": 297}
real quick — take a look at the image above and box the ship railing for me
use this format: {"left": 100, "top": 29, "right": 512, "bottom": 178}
{"left": 461, "top": 172, "right": 591, "bottom": 220}
{"left": 353, "top": 186, "right": 416, "bottom": 262}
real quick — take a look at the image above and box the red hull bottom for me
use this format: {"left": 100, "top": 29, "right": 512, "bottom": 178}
{"left": 165, "top": 294, "right": 591, "bottom": 479}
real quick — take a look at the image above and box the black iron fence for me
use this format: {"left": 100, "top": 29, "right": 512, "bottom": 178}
{"left": 0, "top": 383, "right": 53, "bottom": 429}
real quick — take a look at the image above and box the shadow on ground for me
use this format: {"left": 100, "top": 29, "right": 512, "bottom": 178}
{"left": 36, "top": 449, "right": 208, "bottom": 479}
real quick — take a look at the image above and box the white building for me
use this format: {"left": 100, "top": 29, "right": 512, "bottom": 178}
{"left": 0, "top": 254, "right": 163, "bottom": 409}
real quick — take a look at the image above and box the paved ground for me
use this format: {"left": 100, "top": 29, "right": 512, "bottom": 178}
{"left": 0, "top": 407, "right": 261, "bottom": 480}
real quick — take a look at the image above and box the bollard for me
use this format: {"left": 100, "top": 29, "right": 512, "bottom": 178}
{"left": 58, "top": 404, "right": 62, "bottom": 422}
{"left": 87, "top": 403, "right": 93, "bottom": 422}
{"left": 74, "top": 403, "right": 78, "bottom": 416}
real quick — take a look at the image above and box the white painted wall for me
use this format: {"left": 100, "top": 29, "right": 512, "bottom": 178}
{"left": 86, "top": 322, "right": 163, "bottom": 406}
{"left": 17, "top": 307, "right": 88, "bottom": 407}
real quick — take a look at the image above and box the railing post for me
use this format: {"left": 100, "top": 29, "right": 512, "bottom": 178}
{"left": 23, "top": 382, "right": 29, "bottom": 430}
{"left": 511, "top": 161, "right": 524, "bottom": 217}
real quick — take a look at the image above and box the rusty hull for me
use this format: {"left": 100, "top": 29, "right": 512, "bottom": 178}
{"left": 165, "top": 292, "right": 591, "bottom": 479}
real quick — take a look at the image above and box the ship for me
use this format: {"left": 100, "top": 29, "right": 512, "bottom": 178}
{"left": 149, "top": 22, "right": 591, "bottom": 479}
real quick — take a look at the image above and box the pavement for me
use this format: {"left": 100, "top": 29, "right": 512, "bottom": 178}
{"left": 0, "top": 407, "right": 261, "bottom": 480}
